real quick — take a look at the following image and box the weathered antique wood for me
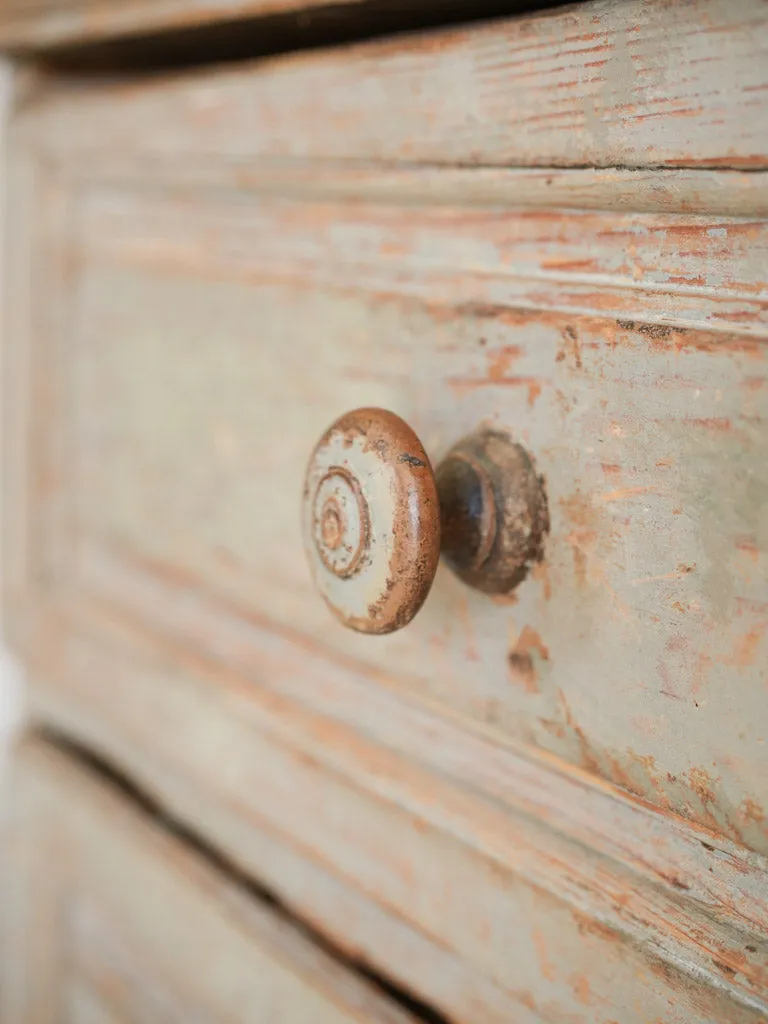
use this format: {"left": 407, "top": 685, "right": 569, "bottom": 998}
{"left": 15, "top": 0, "right": 768, "bottom": 170}
{"left": 21, "top": 594, "right": 768, "bottom": 1023}
{"left": 3, "top": 0, "right": 768, "bottom": 1020}
{"left": 1, "top": 737, "right": 421, "bottom": 1024}
{"left": 15, "top": 166, "right": 765, "bottom": 850}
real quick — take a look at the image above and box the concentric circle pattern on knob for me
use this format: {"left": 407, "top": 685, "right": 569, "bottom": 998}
{"left": 303, "top": 408, "right": 441, "bottom": 635}
{"left": 312, "top": 468, "right": 369, "bottom": 578}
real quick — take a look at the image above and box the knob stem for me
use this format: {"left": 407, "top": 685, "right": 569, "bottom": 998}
{"left": 437, "top": 428, "right": 549, "bottom": 596}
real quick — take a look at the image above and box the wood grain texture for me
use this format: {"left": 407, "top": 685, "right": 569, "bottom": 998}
{"left": 14, "top": 0, "right": 768, "bottom": 170}
{"left": 1, "top": 736, "right": 421, "bottom": 1024}
{"left": 3, "top": 6, "right": 768, "bottom": 1020}
{"left": 19, "top": 595, "right": 768, "bottom": 1023}
{"left": 46, "top": 174, "right": 767, "bottom": 853}
{"left": 80, "top": 188, "right": 768, "bottom": 333}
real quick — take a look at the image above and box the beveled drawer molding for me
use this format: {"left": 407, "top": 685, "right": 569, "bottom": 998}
{"left": 75, "top": 178, "right": 768, "bottom": 337}
{"left": 24, "top": 565, "right": 768, "bottom": 1023}
{"left": 60, "top": 160, "right": 768, "bottom": 218}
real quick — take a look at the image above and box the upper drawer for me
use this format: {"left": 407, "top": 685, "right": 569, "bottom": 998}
{"left": 14, "top": 0, "right": 768, "bottom": 169}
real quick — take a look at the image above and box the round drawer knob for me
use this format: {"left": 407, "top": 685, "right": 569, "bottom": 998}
{"left": 303, "top": 408, "right": 548, "bottom": 635}
{"left": 303, "top": 408, "right": 441, "bottom": 635}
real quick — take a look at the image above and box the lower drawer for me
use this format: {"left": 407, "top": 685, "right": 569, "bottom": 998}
{"left": 1, "top": 737, "right": 417, "bottom": 1024}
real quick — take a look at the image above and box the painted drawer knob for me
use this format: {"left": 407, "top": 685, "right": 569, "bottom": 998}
{"left": 303, "top": 408, "right": 548, "bottom": 635}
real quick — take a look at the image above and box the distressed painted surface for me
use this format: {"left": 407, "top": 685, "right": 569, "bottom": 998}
{"left": 3, "top": 3, "right": 768, "bottom": 1020}
{"left": 16, "top": 0, "right": 768, "bottom": 171}
{"left": 2, "top": 739, "right": 420, "bottom": 1024}
{"left": 82, "top": 193, "right": 768, "bottom": 335}
{"left": 22, "top": 605, "right": 768, "bottom": 1023}
{"left": 62, "top": 185, "right": 768, "bottom": 855}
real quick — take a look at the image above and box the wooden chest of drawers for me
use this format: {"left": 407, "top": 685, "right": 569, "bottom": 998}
{"left": 2, "top": 1, "right": 767, "bottom": 1021}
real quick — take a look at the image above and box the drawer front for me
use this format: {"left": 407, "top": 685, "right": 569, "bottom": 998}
{"left": 2, "top": 739, "right": 418, "bottom": 1024}
{"left": 45, "top": 187, "right": 768, "bottom": 842}
{"left": 6, "top": 1, "right": 768, "bottom": 1021}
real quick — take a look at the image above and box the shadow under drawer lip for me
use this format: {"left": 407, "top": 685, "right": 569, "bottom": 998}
{"left": 33, "top": 724, "right": 452, "bottom": 1024}
{"left": 6, "top": 732, "right": 443, "bottom": 1024}
{"left": 6, "top": 0, "right": 570, "bottom": 72}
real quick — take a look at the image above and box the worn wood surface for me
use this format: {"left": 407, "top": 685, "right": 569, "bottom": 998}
{"left": 3, "top": 2, "right": 768, "bottom": 1020}
{"left": 1, "top": 737, "right": 421, "bottom": 1024}
{"left": 20, "top": 595, "right": 768, "bottom": 1023}
{"left": 16, "top": 0, "right": 768, "bottom": 170}
{"left": 37, "top": 179, "right": 765, "bottom": 854}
